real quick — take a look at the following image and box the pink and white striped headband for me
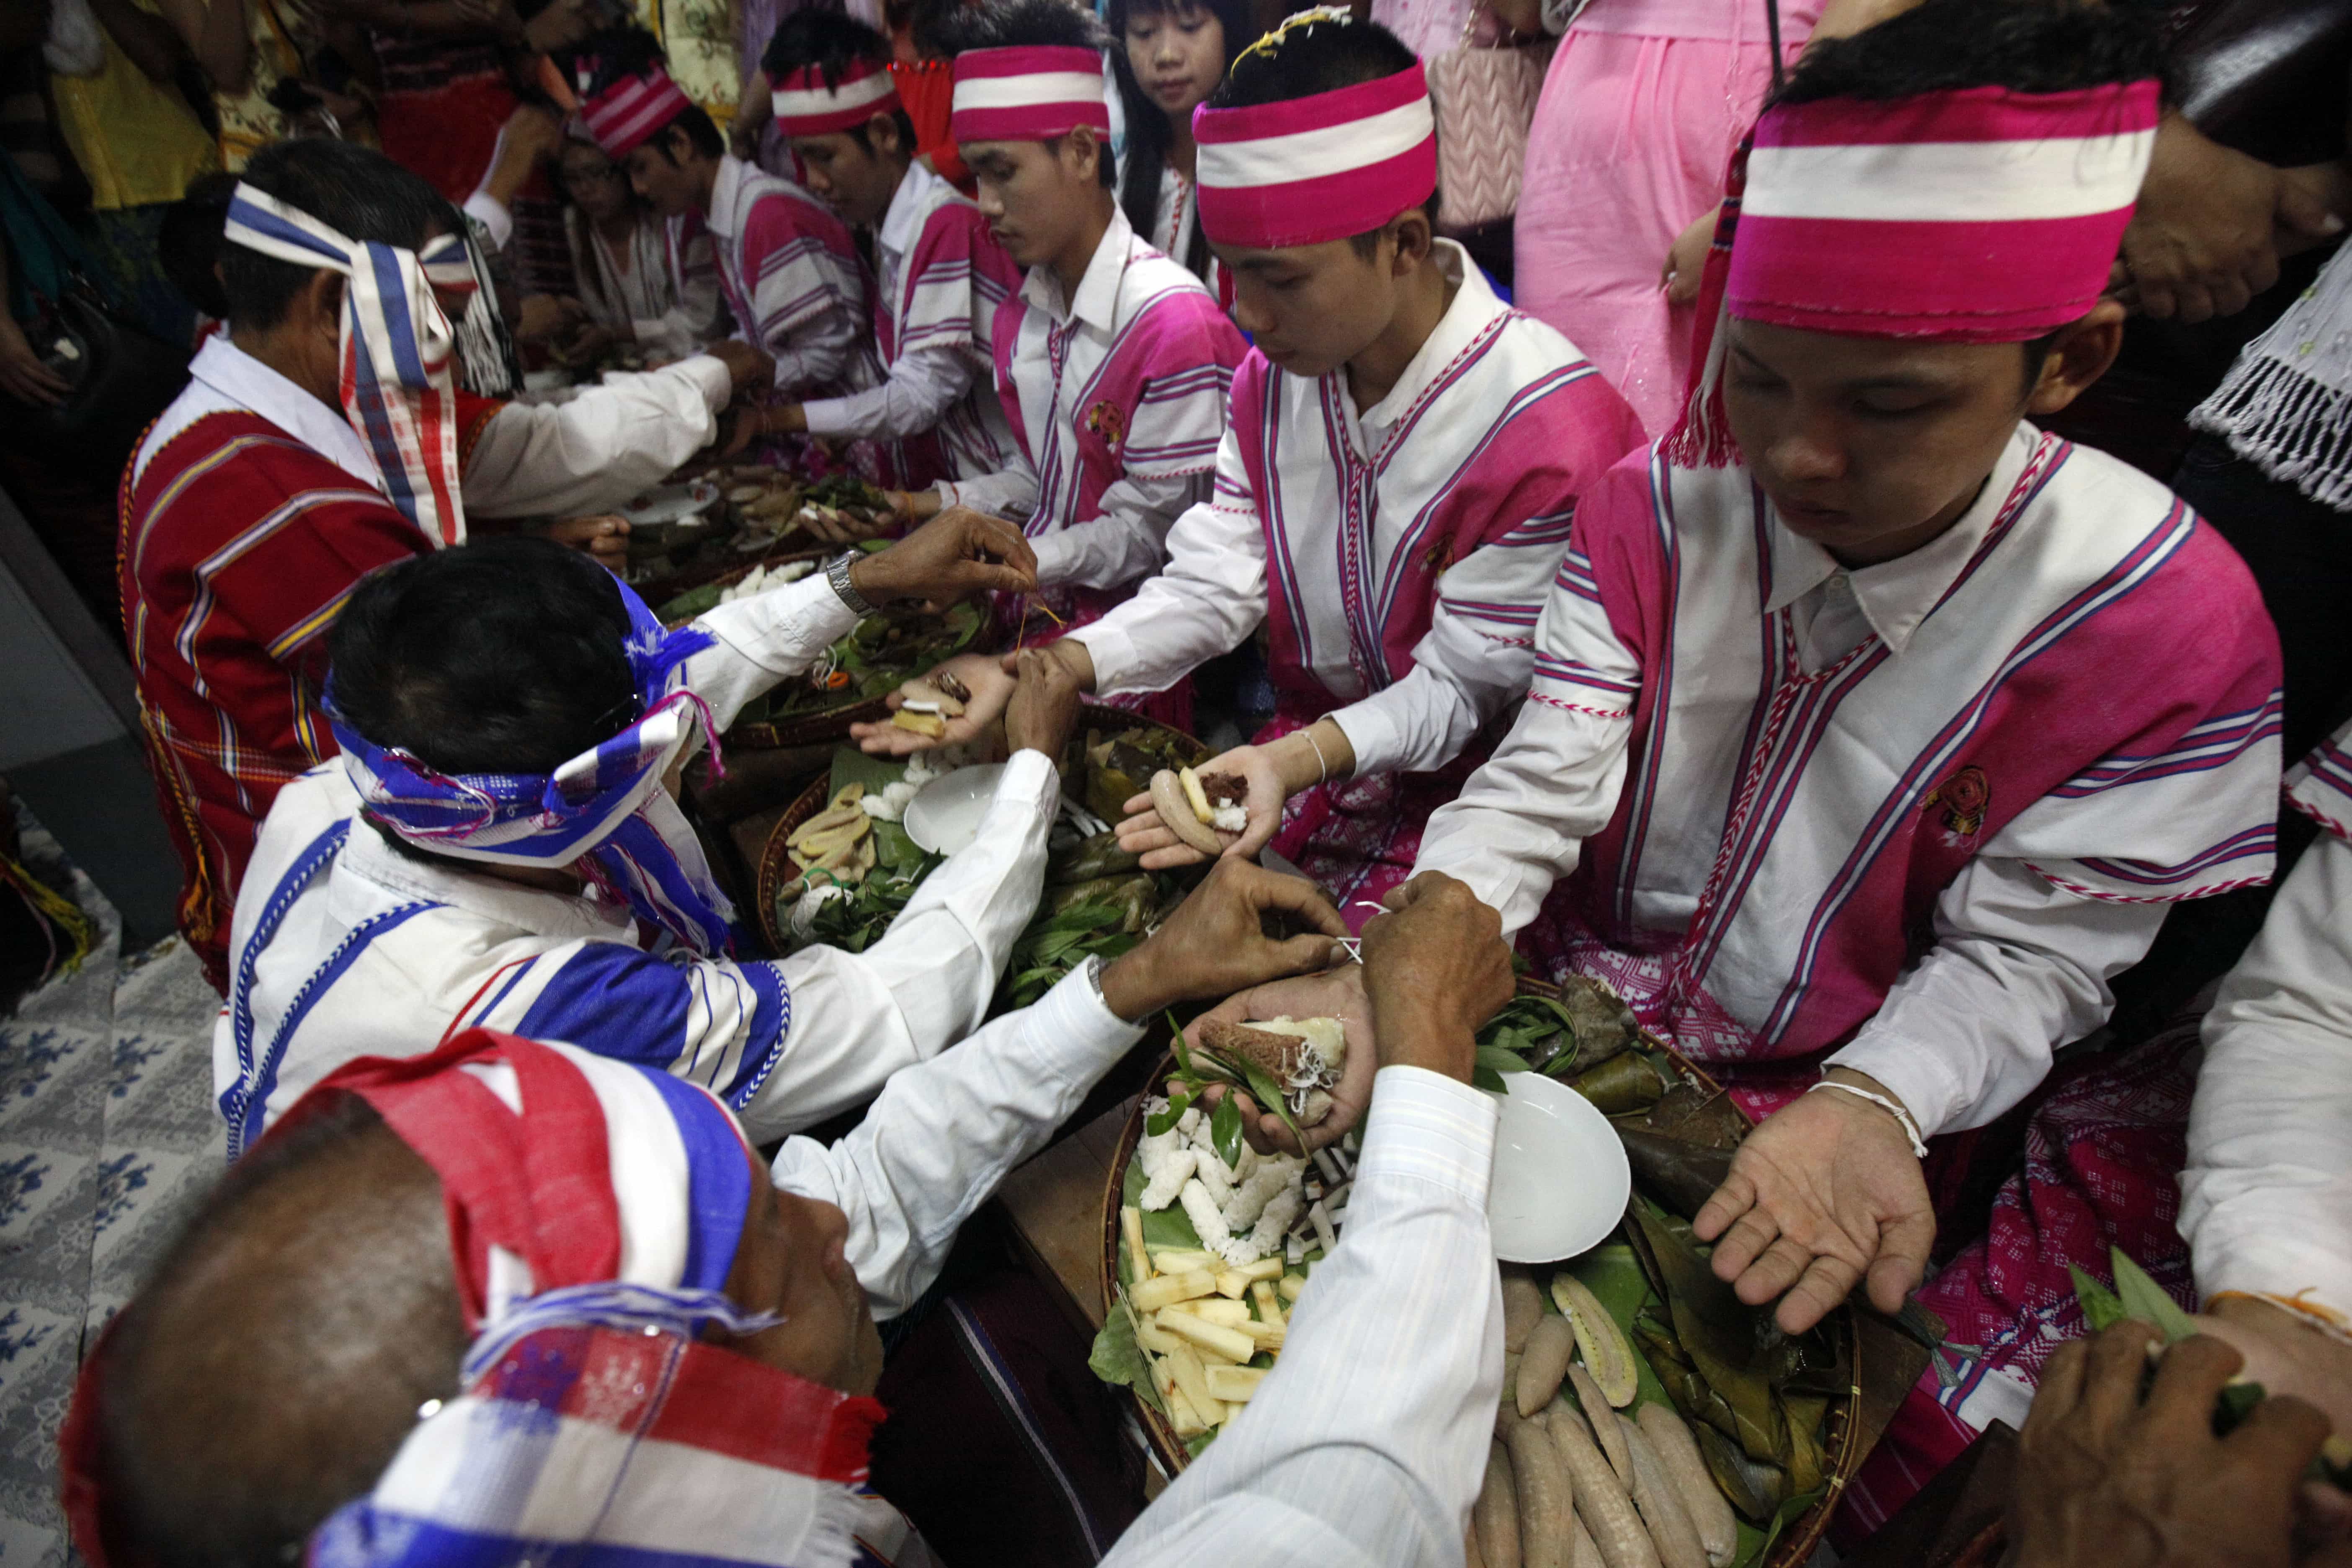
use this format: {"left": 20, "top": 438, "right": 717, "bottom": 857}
{"left": 1728, "top": 81, "right": 2160, "bottom": 341}
{"left": 1192, "top": 62, "right": 1434, "bottom": 250}
{"left": 581, "top": 67, "right": 695, "bottom": 159}
{"left": 771, "top": 57, "right": 902, "bottom": 137}
{"left": 950, "top": 45, "right": 1108, "bottom": 145}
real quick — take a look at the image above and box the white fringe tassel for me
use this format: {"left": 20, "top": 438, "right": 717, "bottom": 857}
{"left": 2191, "top": 243, "right": 2352, "bottom": 512}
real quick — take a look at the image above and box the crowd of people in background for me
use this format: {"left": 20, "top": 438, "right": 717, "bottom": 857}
{"left": 3, "top": 0, "right": 2350, "bottom": 1561}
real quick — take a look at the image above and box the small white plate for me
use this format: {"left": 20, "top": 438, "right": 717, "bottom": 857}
{"left": 903, "top": 763, "right": 1006, "bottom": 856}
{"left": 1486, "top": 1070, "right": 1632, "bottom": 1264}
{"left": 618, "top": 480, "right": 722, "bottom": 528}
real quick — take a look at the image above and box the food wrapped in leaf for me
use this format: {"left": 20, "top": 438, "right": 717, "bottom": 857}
{"left": 1568, "top": 1050, "right": 1671, "bottom": 1114}
{"left": 1616, "top": 1127, "right": 1734, "bottom": 1223}
{"left": 1196, "top": 1017, "right": 1347, "bottom": 1127}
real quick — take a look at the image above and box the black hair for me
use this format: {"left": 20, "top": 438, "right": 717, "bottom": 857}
{"left": 1769, "top": 0, "right": 2166, "bottom": 108}
{"left": 158, "top": 171, "right": 237, "bottom": 321}
{"left": 326, "top": 536, "right": 639, "bottom": 777}
{"left": 1207, "top": 15, "right": 1438, "bottom": 257}
{"left": 762, "top": 9, "right": 920, "bottom": 155}
{"left": 1106, "top": 0, "right": 1253, "bottom": 260}
{"left": 92, "top": 1093, "right": 466, "bottom": 1568}
{"left": 939, "top": 0, "right": 1118, "bottom": 188}
{"left": 565, "top": 26, "right": 727, "bottom": 160}
{"left": 219, "top": 140, "right": 449, "bottom": 332}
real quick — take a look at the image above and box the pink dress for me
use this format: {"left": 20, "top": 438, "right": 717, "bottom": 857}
{"left": 1513, "top": 0, "right": 1822, "bottom": 435}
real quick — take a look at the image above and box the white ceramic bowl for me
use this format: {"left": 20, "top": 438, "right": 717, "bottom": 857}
{"left": 618, "top": 480, "right": 722, "bottom": 528}
{"left": 903, "top": 763, "right": 1006, "bottom": 856}
{"left": 1485, "top": 1070, "right": 1633, "bottom": 1264}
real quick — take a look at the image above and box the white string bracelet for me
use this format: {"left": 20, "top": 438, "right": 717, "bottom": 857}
{"left": 1807, "top": 1079, "right": 1929, "bottom": 1158}
{"left": 1302, "top": 728, "right": 1330, "bottom": 784}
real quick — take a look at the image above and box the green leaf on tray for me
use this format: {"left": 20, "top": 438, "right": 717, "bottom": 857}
{"left": 1210, "top": 1091, "right": 1244, "bottom": 1171}
{"left": 1471, "top": 1064, "right": 1508, "bottom": 1093}
{"left": 1474, "top": 1044, "right": 1531, "bottom": 1078}
{"left": 1088, "top": 1296, "right": 1166, "bottom": 1421}
{"left": 1145, "top": 1088, "right": 1192, "bottom": 1137}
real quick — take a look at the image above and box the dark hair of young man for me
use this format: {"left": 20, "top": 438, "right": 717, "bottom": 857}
{"left": 159, "top": 171, "right": 237, "bottom": 321}
{"left": 218, "top": 140, "right": 451, "bottom": 333}
{"left": 934, "top": 0, "right": 1119, "bottom": 189}
{"left": 1206, "top": 15, "right": 1439, "bottom": 257}
{"left": 326, "top": 535, "right": 640, "bottom": 779}
{"left": 567, "top": 25, "right": 728, "bottom": 159}
{"left": 761, "top": 8, "right": 921, "bottom": 155}
{"left": 1768, "top": 0, "right": 2165, "bottom": 388}
{"left": 90, "top": 1092, "right": 465, "bottom": 1568}
{"left": 1107, "top": 0, "right": 1252, "bottom": 272}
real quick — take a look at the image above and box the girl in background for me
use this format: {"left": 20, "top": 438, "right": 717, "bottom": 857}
{"left": 1109, "top": 0, "right": 1249, "bottom": 294}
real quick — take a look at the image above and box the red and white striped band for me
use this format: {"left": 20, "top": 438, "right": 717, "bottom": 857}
{"left": 950, "top": 45, "right": 1109, "bottom": 145}
{"left": 1191, "top": 63, "right": 1434, "bottom": 251}
{"left": 771, "top": 57, "right": 902, "bottom": 138}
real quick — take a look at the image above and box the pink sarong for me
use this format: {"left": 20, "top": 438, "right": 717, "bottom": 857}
{"left": 1514, "top": 0, "right": 1821, "bottom": 434}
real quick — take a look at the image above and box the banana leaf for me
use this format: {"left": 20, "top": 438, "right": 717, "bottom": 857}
{"left": 1693, "top": 1418, "right": 1788, "bottom": 1523}
{"left": 1626, "top": 1200, "right": 1787, "bottom": 1463}
{"left": 1556, "top": 975, "right": 1640, "bottom": 1062}
{"left": 1048, "top": 831, "right": 1143, "bottom": 887}
{"left": 657, "top": 580, "right": 727, "bottom": 621}
{"left": 1089, "top": 1296, "right": 1167, "bottom": 1421}
{"left": 1636, "top": 1312, "right": 1749, "bottom": 1451}
{"left": 1630, "top": 1083, "right": 1752, "bottom": 1152}
{"left": 1782, "top": 1393, "right": 1827, "bottom": 1496}
{"left": 2071, "top": 1265, "right": 2130, "bottom": 1333}
{"left": 1616, "top": 1126, "right": 1734, "bottom": 1221}
{"left": 1569, "top": 1050, "right": 1670, "bottom": 1114}
{"left": 2110, "top": 1247, "right": 2200, "bottom": 1343}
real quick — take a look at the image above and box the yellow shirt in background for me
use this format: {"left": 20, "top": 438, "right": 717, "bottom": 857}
{"left": 51, "top": 0, "right": 220, "bottom": 209}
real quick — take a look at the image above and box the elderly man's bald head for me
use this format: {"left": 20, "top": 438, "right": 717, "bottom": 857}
{"left": 90, "top": 1095, "right": 466, "bottom": 1568}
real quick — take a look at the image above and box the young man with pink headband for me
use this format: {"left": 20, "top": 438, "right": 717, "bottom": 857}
{"left": 891, "top": 0, "right": 1246, "bottom": 682}
{"left": 1400, "top": 0, "right": 2285, "bottom": 1523}
{"left": 578, "top": 29, "right": 871, "bottom": 400}
{"left": 733, "top": 10, "right": 1024, "bottom": 490}
{"left": 861, "top": 10, "right": 1644, "bottom": 922}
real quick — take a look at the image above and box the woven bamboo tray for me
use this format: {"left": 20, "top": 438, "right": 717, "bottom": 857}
{"left": 751, "top": 704, "right": 1213, "bottom": 957}
{"left": 1096, "top": 978, "right": 1863, "bottom": 1568}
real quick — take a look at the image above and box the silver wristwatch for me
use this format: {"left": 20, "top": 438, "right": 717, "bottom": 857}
{"left": 825, "top": 552, "right": 874, "bottom": 616}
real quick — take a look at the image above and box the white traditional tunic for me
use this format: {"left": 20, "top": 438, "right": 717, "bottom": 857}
{"left": 563, "top": 206, "right": 725, "bottom": 363}
{"left": 1071, "top": 240, "right": 1642, "bottom": 767}
{"left": 213, "top": 572, "right": 1062, "bottom": 1151}
{"left": 1417, "top": 426, "right": 2285, "bottom": 1137}
{"left": 802, "top": 159, "right": 1023, "bottom": 488}
{"left": 941, "top": 207, "right": 1245, "bottom": 598}
{"left": 705, "top": 152, "right": 871, "bottom": 397}
{"left": 2182, "top": 721, "right": 2352, "bottom": 1334}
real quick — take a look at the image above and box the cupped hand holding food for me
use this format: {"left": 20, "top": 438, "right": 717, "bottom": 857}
{"left": 1098, "top": 858, "right": 1349, "bottom": 1023}
{"left": 1004, "top": 646, "right": 1084, "bottom": 760}
{"left": 1117, "top": 744, "right": 1282, "bottom": 869}
{"left": 851, "top": 651, "right": 1014, "bottom": 755}
{"left": 2007, "top": 1325, "right": 2331, "bottom": 1568}
{"left": 1692, "top": 1069, "right": 1934, "bottom": 1334}
{"left": 706, "top": 338, "right": 777, "bottom": 399}
{"left": 1359, "top": 871, "right": 1517, "bottom": 1084}
{"left": 1189, "top": 962, "right": 1375, "bottom": 1155}
{"left": 539, "top": 513, "right": 630, "bottom": 570}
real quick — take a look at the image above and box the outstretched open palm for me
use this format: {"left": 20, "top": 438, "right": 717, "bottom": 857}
{"left": 1692, "top": 1083, "right": 1935, "bottom": 1334}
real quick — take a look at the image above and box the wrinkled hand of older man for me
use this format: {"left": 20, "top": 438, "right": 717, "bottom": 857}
{"left": 851, "top": 506, "right": 1037, "bottom": 608}
{"left": 1361, "top": 872, "right": 1516, "bottom": 1083}
{"left": 1099, "top": 859, "right": 1348, "bottom": 1023}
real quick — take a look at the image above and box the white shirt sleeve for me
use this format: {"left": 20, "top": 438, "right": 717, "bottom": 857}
{"left": 677, "top": 570, "right": 863, "bottom": 730}
{"left": 1826, "top": 856, "right": 2168, "bottom": 1136}
{"left": 1332, "top": 531, "right": 1566, "bottom": 779}
{"left": 1103, "top": 1067, "right": 1503, "bottom": 1568}
{"left": 768, "top": 963, "right": 1145, "bottom": 1316}
{"left": 2182, "top": 830, "right": 2352, "bottom": 1322}
{"left": 1413, "top": 557, "right": 1640, "bottom": 935}
{"left": 461, "top": 191, "right": 512, "bottom": 253}
{"left": 463, "top": 357, "right": 732, "bottom": 519}
{"left": 933, "top": 448, "right": 1042, "bottom": 521}
{"left": 1033, "top": 469, "right": 1204, "bottom": 594}
{"left": 1066, "top": 426, "right": 1268, "bottom": 695}
{"left": 742, "top": 748, "right": 1064, "bottom": 1142}
{"left": 802, "top": 341, "right": 976, "bottom": 442}
{"left": 766, "top": 304, "right": 858, "bottom": 400}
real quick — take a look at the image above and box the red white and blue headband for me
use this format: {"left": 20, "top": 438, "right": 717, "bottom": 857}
{"left": 60, "top": 1030, "right": 887, "bottom": 1568}
{"left": 1192, "top": 55, "right": 1434, "bottom": 250}
{"left": 950, "top": 45, "right": 1109, "bottom": 144}
{"left": 771, "top": 56, "right": 901, "bottom": 137}
{"left": 328, "top": 578, "right": 740, "bottom": 959}
{"left": 1667, "top": 79, "right": 2161, "bottom": 466}
{"left": 580, "top": 65, "right": 695, "bottom": 159}
{"left": 223, "top": 184, "right": 478, "bottom": 549}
